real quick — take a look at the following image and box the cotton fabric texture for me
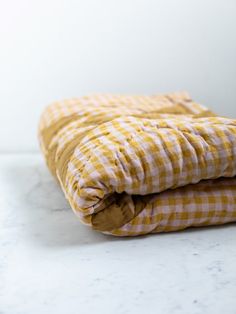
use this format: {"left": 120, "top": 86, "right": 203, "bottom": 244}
{"left": 39, "top": 92, "right": 236, "bottom": 236}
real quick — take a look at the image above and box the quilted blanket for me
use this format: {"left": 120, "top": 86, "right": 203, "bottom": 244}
{"left": 39, "top": 92, "right": 236, "bottom": 236}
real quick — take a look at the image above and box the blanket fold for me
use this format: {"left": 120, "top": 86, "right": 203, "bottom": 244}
{"left": 39, "top": 92, "right": 236, "bottom": 236}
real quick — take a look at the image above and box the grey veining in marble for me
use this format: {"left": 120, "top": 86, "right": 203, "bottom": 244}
{"left": 1, "top": 154, "right": 236, "bottom": 314}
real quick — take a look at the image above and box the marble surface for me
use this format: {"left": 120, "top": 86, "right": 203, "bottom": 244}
{"left": 1, "top": 153, "right": 236, "bottom": 314}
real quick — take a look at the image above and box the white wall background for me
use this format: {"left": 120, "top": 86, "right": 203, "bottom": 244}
{"left": 0, "top": 0, "right": 235, "bottom": 152}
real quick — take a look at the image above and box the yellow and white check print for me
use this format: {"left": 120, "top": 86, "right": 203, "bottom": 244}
{"left": 39, "top": 92, "right": 236, "bottom": 236}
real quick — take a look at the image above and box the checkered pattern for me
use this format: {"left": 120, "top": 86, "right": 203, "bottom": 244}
{"left": 39, "top": 92, "right": 236, "bottom": 236}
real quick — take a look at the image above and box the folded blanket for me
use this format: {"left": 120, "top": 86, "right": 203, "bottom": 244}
{"left": 39, "top": 92, "right": 236, "bottom": 236}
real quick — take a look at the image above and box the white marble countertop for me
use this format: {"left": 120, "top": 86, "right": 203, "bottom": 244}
{"left": 1, "top": 153, "right": 236, "bottom": 314}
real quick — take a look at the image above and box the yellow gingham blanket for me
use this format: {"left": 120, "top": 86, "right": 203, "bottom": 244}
{"left": 39, "top": 92, "right": 236, "bottom": 236}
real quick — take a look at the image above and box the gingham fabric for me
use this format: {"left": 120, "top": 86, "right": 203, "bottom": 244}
{"left": 39, "top": 92, "right": 236, "bottom": 236}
